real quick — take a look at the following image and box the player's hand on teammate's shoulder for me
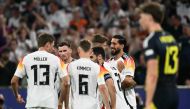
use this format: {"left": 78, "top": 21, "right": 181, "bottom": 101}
{"left": 16, "top": 94, "right": 25, "bottom": 104}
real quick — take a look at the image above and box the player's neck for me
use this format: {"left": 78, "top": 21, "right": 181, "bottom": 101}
{"left": 148, "top": 23, "right": 162, "bottom": 33}
{"left": 80, "top": 56, "right": 90, "bottom": 59}
{"left": 38, "top": 47, "right": 47, "bottom": 51}
{"left": 65, "top": 57, "right": 73, "bottom": 64}
{"left": 79, "top": 53, "right": 90, "bottom": 59}
{"left": 114, "top": 51, "right": 124, "bottom": 60}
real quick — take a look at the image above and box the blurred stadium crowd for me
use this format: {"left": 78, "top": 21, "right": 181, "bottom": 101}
{"left": 0, "top": 0, "right": 190, "bottom": 87}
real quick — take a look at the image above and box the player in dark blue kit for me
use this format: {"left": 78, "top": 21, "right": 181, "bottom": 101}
{"left": 137, "top": 2, "right": 179, "bottom": 109}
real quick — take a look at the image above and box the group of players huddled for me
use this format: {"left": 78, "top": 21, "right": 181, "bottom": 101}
{"left": 10, "top": 2, "right": 179, "bottom": 109}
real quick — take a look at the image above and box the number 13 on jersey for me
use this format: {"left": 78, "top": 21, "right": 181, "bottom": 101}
{"left": 164, "top": 46, "right": 179, "bottom": 75}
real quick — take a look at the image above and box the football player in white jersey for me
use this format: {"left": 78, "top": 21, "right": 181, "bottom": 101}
{"left": 59, "top": 40, "right": 111, "bottom": 109}
{"left": 11, "top": 33, "right": 68, "bottom": 109}
{"left": 57, "top": 41, "right": 75, "bottom": 109}
{"left": 109, "top": 35, "right": 137, "bottom": 109}
{"left": 91, "top": 47, "right": 130, "bottom": 109}
{"left": 91, "top": 47, "right": 116, "bottom": 109}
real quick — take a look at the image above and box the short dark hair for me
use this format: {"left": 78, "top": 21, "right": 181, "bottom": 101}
{"left": 137, "top": 2, "right": 164, "bottom": 24}
{"left": 92, "top": 34, "right": 108, "bottom": 43}
{"left": 37, "top": 33, "right": 54, "bottom": 47}
{"left": 58, "top": 41, "right": 71, "bottom": 48}
{"left": 79, "top": 40, "right": 91, "bottom": 52}
{"left": 92, "top": 47, "right": 105, "bottom": 60}
{"left": 112, "top": 35, "right": 127, "bottom": 46}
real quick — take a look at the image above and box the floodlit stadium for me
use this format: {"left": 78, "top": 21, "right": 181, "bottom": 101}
{"left": 0, "top": 0, "right": 190, "bottom": 109}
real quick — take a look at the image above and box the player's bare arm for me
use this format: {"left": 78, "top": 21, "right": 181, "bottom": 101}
{"left": 11, "top": 76, "right": 25, "bottom": 104}
{"left": 105, "top": 78, "right": 116, "bottom": 109}
{"left": 99, "top": 84, "right": 111, "bottom": 109}
{"left": 58, "top": 76, "right": 70, "bottom": 109}
{"left": 145, "top": 59, "right": 158, "bottom": 109}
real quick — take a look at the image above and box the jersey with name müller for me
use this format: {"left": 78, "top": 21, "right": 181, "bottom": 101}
{"left": 67, "top": 58, "right": 106, "bottom": 109}
{"left": 14, "top": 51, "right": 67, "bottom": 109}
{"left": 108, "top": 54, "right": 136, "bottom": 109}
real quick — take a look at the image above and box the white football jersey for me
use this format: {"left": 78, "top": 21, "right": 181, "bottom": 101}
{"left": 67, "top": 58, "right": 101, "bottom": 109}
{"left": 14, "top": 51, "right": 67, "bottom": 109}
{"left": 103, "top": 62, "right": 130, "bottom": 109}
{"left": 108, "top": 55, "right": 137, "bottom": 109}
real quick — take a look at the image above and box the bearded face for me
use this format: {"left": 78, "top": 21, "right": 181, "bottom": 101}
{"left": 58, "top": 45, "right": 72, "bottom": 62}
{"left": 110, "top": 38, "right": 123, "bottom": 56}
{"left": 111, "top": 47, "right": 121, "bottom": 55}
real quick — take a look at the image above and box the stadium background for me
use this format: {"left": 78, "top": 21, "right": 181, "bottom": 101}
{"left": 0, "top": 0, "right": 190, "bottom": 109}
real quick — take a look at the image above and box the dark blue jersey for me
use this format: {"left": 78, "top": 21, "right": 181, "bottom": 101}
{"left": 143, "top": 31, "right": 179, "bottom": 86}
